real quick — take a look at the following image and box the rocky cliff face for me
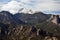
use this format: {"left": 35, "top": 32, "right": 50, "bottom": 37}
{"left": 0, "top": 23, "right": 58, "bottom": 40}
{"left": 49, "top": 15, "right": 60, "bottom": 25}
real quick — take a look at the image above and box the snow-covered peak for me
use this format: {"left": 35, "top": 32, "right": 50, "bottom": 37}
{"left": 18, "top": 8, "right": 35, "bottom": 14}
{"left": 1, "top": 1, "right": 35, "bottom": 14}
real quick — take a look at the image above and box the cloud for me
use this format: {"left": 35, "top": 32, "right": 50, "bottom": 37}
{"left": 30, "top": 0, "right": 60, "bottom": 14}
{"left": 20, "top": 0, "right": 30, "bottom": 3}
{"left": 1, "top": 1, "right": 24, "bottom": 14}
{"left": 0, "top": 0, "right": 60, "bottom": 14}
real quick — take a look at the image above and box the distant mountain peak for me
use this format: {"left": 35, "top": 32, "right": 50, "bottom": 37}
{"left": 18, "top": 8, "right": 36, "bottom": 14}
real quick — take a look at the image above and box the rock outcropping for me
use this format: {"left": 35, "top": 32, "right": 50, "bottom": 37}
{"left": 48, "top": 15, "right": 60, "bottom": 25}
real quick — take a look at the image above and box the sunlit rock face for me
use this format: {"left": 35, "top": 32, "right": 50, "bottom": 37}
{"left": 44, "top": 36, "right": 58, "bottom": 40}
{"left": 49, "top": 15, "right": 60, "bottom": 25}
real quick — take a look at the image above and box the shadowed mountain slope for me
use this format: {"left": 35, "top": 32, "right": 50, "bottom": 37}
{"left": 14, "top": 12, "right": 51, "bottom": 25}
{"left": 0, "top": 11, "right": 25, "bottom": 25}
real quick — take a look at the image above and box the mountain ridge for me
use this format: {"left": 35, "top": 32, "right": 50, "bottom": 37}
{"left": 0, "top": 11, "right": 60, "bottom": 25}
{"left": 0, "top": 11, "right": 60, "bottom": 40}
{"left": 0, "top": 11, "right": 25, "bottom": 25}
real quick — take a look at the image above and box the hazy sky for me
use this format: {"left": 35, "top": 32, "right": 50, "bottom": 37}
{"left": 0, "top": 0, "right": 60, "bottom": 14}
